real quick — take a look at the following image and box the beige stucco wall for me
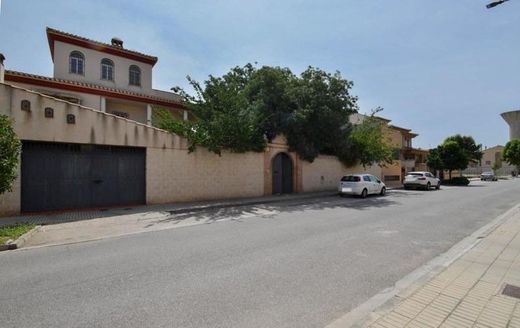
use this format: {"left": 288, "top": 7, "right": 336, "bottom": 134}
{"left": 106, "top": 99, "right": 147, "bottom": 124}
{"left": 0, "top": 83, "right": 266, "bottom": 215}
{"left": 147, "top": 148, "right": 265, "bottom": 204}
{"left": 382, "top": 162, "right": 403, "bottom": 187}
{"left": 0, "top": 83, "right": 182, "bottom": 216}
{"left": 301, "top": 155, "right": 382, "bottom": 192}
{"left": 53, "top": 41, "right": 153, "bottom": 93}
{"left": 0, "top": 83, "right": 399, "bottom": 216}
{"left": 9, "top": 82, "right": 103, "bottom": 109}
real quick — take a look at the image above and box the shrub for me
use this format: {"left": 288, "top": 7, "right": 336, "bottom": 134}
{"left": 442, "top": 176, "right": 470, "bottom": 186}
{"left": 0, "top": 115, "right": 21, "bottom": 194}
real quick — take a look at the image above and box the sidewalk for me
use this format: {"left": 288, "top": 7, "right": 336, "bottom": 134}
{"left": 0, "top": 190, "right": 337, "bottom": 227}
{"left": 1, "top": 190, "right": 338, "bottom": 248}
{"left": 356, "top": 204, "right": 520, "bottom": 328}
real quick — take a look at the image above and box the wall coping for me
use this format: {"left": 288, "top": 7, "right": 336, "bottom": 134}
{"left": 1, "top": 82, "right": 177, "bottom": 137}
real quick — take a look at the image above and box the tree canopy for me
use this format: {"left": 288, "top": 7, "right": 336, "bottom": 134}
{"left": 503, "top": 139, "right": 520, "bottom": 168}
{"left": 0, "top": 115, "right": 21, "bottom": 194}
{"left": 157, "top": 64, "right": 393, "bottom": 167}
{"left": 427, "top": 134, "right": 479, "bottom": 179}
{"left": 444, "top": 134, "right": 482, "bottom": 163}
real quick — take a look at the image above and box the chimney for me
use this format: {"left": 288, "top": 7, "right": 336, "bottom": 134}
{"left": 111, "top": 37, "right": 124, "bottom": 48}
{"left": 0, "top": 53, "right": 5, "bottom": 83}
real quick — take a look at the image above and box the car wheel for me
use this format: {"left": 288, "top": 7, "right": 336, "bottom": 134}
{"left": 361, "top": 188, "right": 368, "bottom": 198}
{"left": 435, "top": 182, "right": 440, "bottom": 190}
{"left": 380, "top": 187, "right": 386, "bottom": 196}
{"left": 426, "top": 182, "right": 431, "bottom": 190}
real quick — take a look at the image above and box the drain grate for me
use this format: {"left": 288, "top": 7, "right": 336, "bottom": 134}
{"left": 502, "top": 284, "right": 520, "bottom": 299}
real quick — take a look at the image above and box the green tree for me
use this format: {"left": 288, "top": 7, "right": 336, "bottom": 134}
{"left": 341, "top": 113, "right": 394, "bottom": 168}
{"left": 503, "top": 139, "right": 520, "bottom": 169}
{"left": 284, "top": 67, "right": 358, "bottom": 163}
{"left": 161, "top": 64, "right": 392, "bottom": 167}
{"left": 439, "top": 140, "right": 469, "bottom": 179}
{"left": 444, "top": 135, "right": 482, "bottom": 164}
{"left": 0, "top": 115, "right": 21, "bottom": 194}
{"left": 165, "top": 65, "right": 267, "bottom": 154}
{"left": 426, "top": 147, "right": 443, "bottom": 175}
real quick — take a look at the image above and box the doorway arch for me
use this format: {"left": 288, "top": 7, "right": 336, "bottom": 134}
{"left": 272, "top": 152, "right": 293, "bottom": 194}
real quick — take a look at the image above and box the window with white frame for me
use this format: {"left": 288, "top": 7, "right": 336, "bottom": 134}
{"left": 129, "top": 65, "right": 141, "bottom": 86}
{"left": 101, "top": 58, "right": 114, "bottom": 81}
{"left": 69, "top": 51, "right": 85, "bottom": 75}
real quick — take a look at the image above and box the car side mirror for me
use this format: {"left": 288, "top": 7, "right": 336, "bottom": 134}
{"left": 377, "top": 181, "right": 381, "bottom": 184}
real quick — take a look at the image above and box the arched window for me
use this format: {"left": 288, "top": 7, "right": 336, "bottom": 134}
{"left": 101, "top": 58, "right": 114, "bottom": 81}
{"left": 129, "top": 65, "right": 141, "bottom": 86}
{"left": 69, "top": 51, "right": 85, "bottom": 75}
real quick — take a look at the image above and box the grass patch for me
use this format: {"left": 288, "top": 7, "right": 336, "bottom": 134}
{"left": 0, "top": 223, "right": 35, "bottom": 245}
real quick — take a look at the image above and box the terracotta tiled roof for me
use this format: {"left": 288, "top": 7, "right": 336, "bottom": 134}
{"left": 46, "top": 27, "right": 158, "bottom": 66}
{"left": 5, "top": 70, "right": 184, "bottom": 109}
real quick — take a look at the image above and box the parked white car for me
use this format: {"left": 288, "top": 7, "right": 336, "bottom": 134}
{"left": 403, "top": 171, "right": 441, "bottom": 190}
{"left": 338, "top": 174, "right": 386, "bottom": 198}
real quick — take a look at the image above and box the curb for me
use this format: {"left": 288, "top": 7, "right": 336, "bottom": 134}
{"left": 0, "top": 225, "right": 41, "bottom": 252}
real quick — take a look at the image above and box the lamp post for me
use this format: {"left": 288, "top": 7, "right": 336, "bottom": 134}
{"left": 486, "top": 0, "right": 510, "bottom": 8}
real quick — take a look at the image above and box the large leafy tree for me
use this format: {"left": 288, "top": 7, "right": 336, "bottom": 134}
{"left": 160, "top": 64, "right": 391, "bottom": 167}
{"left": 444, "top": 135, "right": 482, "bottom": 164}
{"left": 440, "top": 141, "right": 469, "bottom": 179}
{"left": 284, "top": 67, "right": 358, "bottom": 162}
{"left": 0, "top": 115, "right": 21, "bottom": 194}
{"left": 428, "top": 135, "right": 481, "bottom": 179}
{"left": 159, "top": 64, "right": 266, "bottom": 154}
{"left": 503, "top": 139, "right": 520, "bottom": 168}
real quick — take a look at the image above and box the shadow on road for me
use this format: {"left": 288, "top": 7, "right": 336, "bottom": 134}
{"left": 154, "top": 193, "right": 403, "bottom": 226}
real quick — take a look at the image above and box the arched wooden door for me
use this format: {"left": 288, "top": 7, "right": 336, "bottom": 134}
{"left": 272, "top": 153, "right": 293, "bottom": 194}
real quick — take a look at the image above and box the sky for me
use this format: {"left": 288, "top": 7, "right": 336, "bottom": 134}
{"left": 0, "top": 0, "right": 519, "bottom": 149}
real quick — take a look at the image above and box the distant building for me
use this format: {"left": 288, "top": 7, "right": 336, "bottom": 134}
{"left": 482, "top": 145, "right": 504, "bottom": 168}
{"left": 349, "top": 113, "right": 428, "bottom": 185}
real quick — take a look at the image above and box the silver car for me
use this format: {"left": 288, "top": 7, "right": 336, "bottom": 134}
{"left": 403, "top": 171, "right": 441, "bottom": 190}
{"left": 481, "top": 171, "right": 498, "bottom": 181}
{"left": 338, "top": 174, "right": 386, "bottom": 198}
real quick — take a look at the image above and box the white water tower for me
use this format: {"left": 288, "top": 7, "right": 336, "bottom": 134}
{"left": 501, "top": 110, "right": 520, "bottom": 141}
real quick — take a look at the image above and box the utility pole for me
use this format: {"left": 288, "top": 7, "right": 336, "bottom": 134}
{"left": 486, "top": 0, "right": 510, "bottom": 8}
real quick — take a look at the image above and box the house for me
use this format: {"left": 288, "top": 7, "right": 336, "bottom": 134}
{"left": 481, "top": 145, "right": 504, "bottom": 168}
{"left": 463, "top": 145, "right": 517, "bottom": 176}
{"left": 0, "top": 27, "right": 422, "bottom": 216}
{"left": 349, "top": 113, "right": 428, "bottom": 186}
{"left": 4, "top": 27, "right": 188, "bottom": 124}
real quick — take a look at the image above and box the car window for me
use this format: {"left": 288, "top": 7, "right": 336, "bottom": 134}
{"left": 369, "top": 175, "right": 379, "bottom": 182}
{"left": 363, "top": 176, "right": 371, "bottom": 182}
{"left": 409, "top": 173, "right": 424, "bottom": 177}
{"left": 341, "top": 175, "right": 361, "bottom": 182}
{"left": 425, "top": 173, "right": 433, "bottom": 178}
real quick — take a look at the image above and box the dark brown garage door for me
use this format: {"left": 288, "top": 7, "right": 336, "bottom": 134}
{"left": 21, "top": 141, "right": 146, "bottom": 212}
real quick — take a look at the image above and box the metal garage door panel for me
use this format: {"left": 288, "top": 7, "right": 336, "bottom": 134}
{"left": 21, "top": 142, "right": 145, "bottom": 212}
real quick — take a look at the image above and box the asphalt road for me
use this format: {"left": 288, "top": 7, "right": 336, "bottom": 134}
{"left": 1, "top": 179, "right": 520, "bottom": 328}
